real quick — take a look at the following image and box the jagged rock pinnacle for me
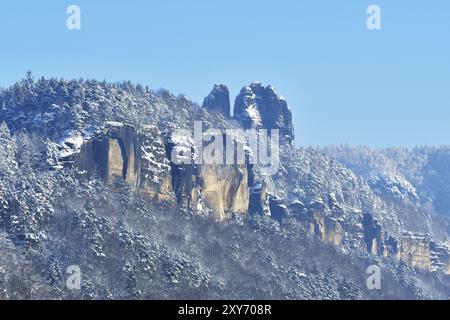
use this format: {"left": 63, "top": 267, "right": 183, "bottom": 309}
{"left": 234, "top": 82, "right": 294, "bottom": 145}
{"left": 202, "top": 84, "right": 231, "bottom": 117}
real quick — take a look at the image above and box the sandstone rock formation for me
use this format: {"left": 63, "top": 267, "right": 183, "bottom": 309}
{"left": 4, "top": 76, "right": 450, "bottom": 299}
{"left": 55, "top": 84, "right": 450, "bottom": 275}
{"left": 66, "top": 122, "right": 175, "bottom": 205}
{"left": 401, "top": 232, "right": 431, "bottom": 271}
{"left": 291, "top": 200, "right": 344, "bottom": 246}
{"left": 362, "top": 213, "right": 399, "bottom": 258}
{"left": 202, "top": 84, "right": 231, "bottom": 117}
{"left": 166, "top": 131, "right": 250, "bottom": 220}
{"left": 200, "top": 164, "right": 249, "bottom": 220}
{"left": 234, "top": 82, "right": 294, "bottom": 145}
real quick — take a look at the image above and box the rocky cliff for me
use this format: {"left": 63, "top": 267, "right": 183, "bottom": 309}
{"left": 400, "top": 233, "right": 431, "bottom": 271}
{"left": 54, "top": 84, "right": 450, "bottom": 274}
{"left": 64, "top": 121, "right": 251, "bottom": 221}
{"left": 431, "top": 242, "right": 450, "bottom": 274}
{"left": 1, "top": 76, "right": 450, "bottom": 299}
{"left": 63, "top": 122, "right": 175, "bottom": 206}
{"left": 64, "top": 124, "right": 449, "bottom": 275}
{"left": 202, "top": 84, "right": 231, "bottom": 117}
{"left": 234, "top": 82, "right": 295, "bottom": 145}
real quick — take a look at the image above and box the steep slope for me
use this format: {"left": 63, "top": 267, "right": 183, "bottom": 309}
{"left": 0, "top": 76, "right": 450, "bottom": 299}
{"left": 322, "top": 146, "right": 450, "bottom": 235}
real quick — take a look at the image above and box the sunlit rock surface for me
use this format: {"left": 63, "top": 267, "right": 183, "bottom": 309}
{"left": 69, "top": 122, "right": 175, "bottom": 205}
{"left": 401, "top": 233, "right": 431, "bottom": 271}
{"left": 166, "top": 131, "right": 250, "bottom": 220}
{"left": 2, "top": 77, "right": 450, "bottom": 299}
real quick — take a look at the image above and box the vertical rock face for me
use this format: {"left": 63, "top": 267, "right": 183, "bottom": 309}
{"left": 166, "top": 132, "right": 250, "bottom": 220}
{"left": 310, "top": 209, "right": 344, "bottom": 247}
{"left": 66, "top": 121, "right": 449, "bottom": 274}
{"left": 71, "top": 123, "right": 140, "bottom": 186}
{"left": 360, "top": 213, "right": 450, "bottom": 273}
{"left": 55, "top": 84, "right": 450, "bottom": 277}
{"left": 234, "top": 82, "right": 294, "bottom": 144}
{"left": 307, "top": 211, "right": 344, "bottom": 246}
{"left": 401, "top": 233, "right": 431, "bottom": 271}
{"left": 291, "top": 202, "right": 442, "bottom": 273}
{"left": 268, "top": 196, "right": 289, "bottom": 222}
{"left": 200, "top": 164, "right": 249, "bottom": 220}
{"left": 361, "top": 213, "right": 401, "bottom": 259}
{"left": 108, "top": 139, "right": 127, "bottom": 183}
{"left": 249, "top": 181, "right": 270, "bottom": 216}
{"left": 77, "top": 126, "right": 249, "bottom": 220}
{"left": 71, "top": 123, "right": 175, "bottom": 205}
{"left": 362, "top": 213, "right": 384, "bottom": 256}
{"left": 360, "top": 212, "right": 436, "bottom": 272}
{"left": 202, "top": 84, "right": 231, "bottom": 117}
{"left": 104, "top": 124, "right": 140, "bottom": 187}
{"left": 290, "top": 201, "right": 344, "bottom": 246}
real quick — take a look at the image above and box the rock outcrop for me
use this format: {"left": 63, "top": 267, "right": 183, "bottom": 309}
{"left": 360, "top": 214, "right": 440, "bottom": 272}
{"left": 361, "top": 214, "right": 433, "bottom": 271}
{"left": 309, "top": 212, "right": 344, "bottom": 247}
{"left": 66, "top": 122, "right": 175, "bottom": 205}
{"left": 4, "top": 76, "right": 450, "bottom": 299}
{"left": 165, "top": 131, "right": 250, "bottom": 220}
{"left": 55, "top": 85, "right": 450, "bottom": 276}
{"left": 200, "top": 164, "right": 249, "bottom": 220}
{"left": 400, "top": 232, "right": 431, "bottom": 271}
{"left": 362, "top": 213, "right": 399, "bottom": 258}
{"left": 249, "top": 181, "right": 270, "bottom": 216}
{"left": 290, "top": 204, "right": 447, "bottom": 273}
{"left": 430, "top": 242, "right": 450, "bottom": 275}
{"left": 290, "top": 200, "right": 344, "bottom": 246}
{"left": 268, "top": 196, "right": 289, "bottom": 222}
{"left": 64, "top": 121, "right": 251, "bottom": 221}
{"left": 234, "top": 82, "right": 294, "bottom": 144}
{"left": 202, "top": 84, "right": 231, "bottom": 117}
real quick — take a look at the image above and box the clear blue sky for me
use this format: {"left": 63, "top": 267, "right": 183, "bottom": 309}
{"left": 1, "top": 0, "right": 449, "bottom": 147}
